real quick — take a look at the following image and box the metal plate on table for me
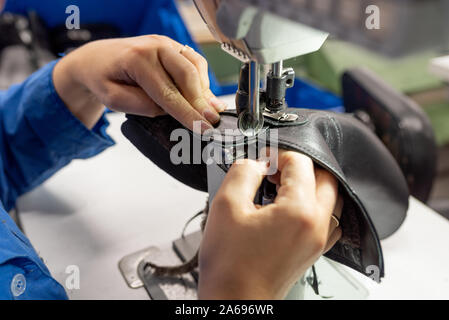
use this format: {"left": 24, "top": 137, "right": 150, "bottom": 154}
{"left": 118, "top": 242, "right": 198, "bottom": 300}
{"left": 118, "top": 246, "right": 161, "bottom": 289}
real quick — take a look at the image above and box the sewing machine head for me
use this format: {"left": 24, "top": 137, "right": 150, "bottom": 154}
{"left": 193, "top": 0, "right": 329, "bottom": 136}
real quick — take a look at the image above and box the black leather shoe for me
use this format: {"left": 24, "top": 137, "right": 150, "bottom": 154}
{"left": 121, "top": 108, "right": 410, "bottom": 281}
{"left": 343, "top": 67, "right": 437, "bottom": 203}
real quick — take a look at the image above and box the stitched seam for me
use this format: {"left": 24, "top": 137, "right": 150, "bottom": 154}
{"left": 330, "top": 116, "right": 342, "bottom": 148}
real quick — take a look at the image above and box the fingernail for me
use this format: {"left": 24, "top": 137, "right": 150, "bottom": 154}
{"left": 203, "top": 108, "right": 221, "bottom": 124}
{"left": 257, "top": 161, "right": 270, "bottom": 175}
{"left": 209, "top": 97, "right": 228, "bottom": 112}
{"left": 202, "top": 120, "right": 214, "bottom": 134}
{"left": 193, "top": 120, "right": 214, "bottom": 135}
{"left": 257, "top": 159, "right": 270, "bottom": 170}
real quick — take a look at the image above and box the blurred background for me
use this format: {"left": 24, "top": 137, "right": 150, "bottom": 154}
{"left": 1, "top": 0, "right": 448, "bottom": 218}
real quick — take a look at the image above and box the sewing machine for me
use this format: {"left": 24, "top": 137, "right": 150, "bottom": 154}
{"left": 193, "top": 0, "right": 449, "bottom": 137}
{"left": 194, "top": 0, "right": 329, "bottom": 136}
{"left": 194, "top": 0, "right": 349, "bottom": 300}
{"left": 7, "top": 0, "right": 447, "bottom": 301}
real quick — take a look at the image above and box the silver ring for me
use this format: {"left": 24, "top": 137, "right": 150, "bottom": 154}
{"left": 180, "top": 44, "right": 192, "bottom": 55}
{"left": 331, "top": 215, "right": 340, "bottom": 228}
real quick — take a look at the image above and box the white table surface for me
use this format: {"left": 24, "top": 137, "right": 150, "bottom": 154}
{"left": 429, "top": 55, "right": 449, "bottom": 82}
{"left": 17, "top": 96, "right": 449, "bottom": 300}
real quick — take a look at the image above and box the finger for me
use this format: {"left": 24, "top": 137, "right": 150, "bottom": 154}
{"left": 259, "top": 146, "right": 280, "bottom": 177}
{"left": 166, "top": 43, "right": 227, "bottom": 112}
{"left": 132, "top": 59, "right": 213, "bottom": 133}
{"left": 315, "top": 168, "right": 339, "bottom": 219}
{"left": 205, "top": 89, "right": 228, "bottom": 113}
{"left": 159, "top": 46, "right": 221, "bottom": 124}
{"left": 215, "top": 159, "right": 269, "bottom": 211}
{"left": 328, "top": 196, "right": 343, "bottom": 235}
{"left": 160, "top": 46, "right": 202, "bottom": 101}
{"left": 267, "top": 171, "right": 281, "bottom": 186}
{"left": 179, "top": 45, "right": 210, "bottom": 90}
{"left": 323, "top": 227, "right": 342, "bottom": 253}
{"left": 103, "top": 82, "right": 166, "bottom": 117}
{"left": 275, "top": 151, "right": 316, "bottom": 205}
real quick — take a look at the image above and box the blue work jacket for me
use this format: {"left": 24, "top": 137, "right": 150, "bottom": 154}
{"left": 0, "top": 61, "right": 114, "bottom": 299}
{"left": 0, "top": 0, "right": 201, "bottom": 299}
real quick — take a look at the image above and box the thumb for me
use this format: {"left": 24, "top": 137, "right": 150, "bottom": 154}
{"left": 215, "top": 159, "right": 268, "bottom": 211}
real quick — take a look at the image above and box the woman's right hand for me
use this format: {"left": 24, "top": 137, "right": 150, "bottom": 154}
{"left": 198, "top": 150, "right": 343, "bottom": 300}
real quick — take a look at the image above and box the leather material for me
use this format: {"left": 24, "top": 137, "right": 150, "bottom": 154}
{"left": 121, "top": 109, "right": 410, "bottom": 280}
{"left": 342, "top": 68, "right": 437, "bottom": 203}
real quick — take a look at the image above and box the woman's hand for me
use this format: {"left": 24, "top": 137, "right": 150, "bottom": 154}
{"left": 53, "top": 35, "right": 226, "bottom": 130}
{"left": 198, "top": 150, "right": 343, "bottom": 300}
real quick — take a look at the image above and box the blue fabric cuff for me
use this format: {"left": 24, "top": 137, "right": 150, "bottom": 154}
{"left": 0, "top": 59, "right": 115, "bottom": 210}
{"left": 24, "top": 60, "right": 115, "bottom": 159}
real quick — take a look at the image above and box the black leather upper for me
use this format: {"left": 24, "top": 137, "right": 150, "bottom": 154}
{"left": 121, "top": 108, "right": 410, "bottom": 280}
{"left": 342, "top": 68, "right": 437, "bottom": 203}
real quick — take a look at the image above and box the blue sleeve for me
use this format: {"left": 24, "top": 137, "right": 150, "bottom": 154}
{"left": 0, "top": 60, "right": 115, "bottom": 211}
{"left": 3, "top": 0, "right": 148, "bottom": 36}
{"left": 0, "top": 208, "right": 69, "bottom": 299}
{"left": 0, "top": 60, "right": 115, "bottom": 299}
